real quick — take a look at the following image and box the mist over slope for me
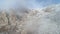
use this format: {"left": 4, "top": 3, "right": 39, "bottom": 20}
{"left": 0, "top": 5, "right": 60, "bottom": 34}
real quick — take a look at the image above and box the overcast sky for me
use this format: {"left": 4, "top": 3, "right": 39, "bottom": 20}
{"left": 0, "top": 0, "right": 60, "bottom": 9}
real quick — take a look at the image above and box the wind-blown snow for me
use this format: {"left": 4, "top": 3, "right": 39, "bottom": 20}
{"left": 20, "top": 5, "right": 60, "bottom": 34}
{"left": 0, "top": 5, "right": 60, "bottom": 34}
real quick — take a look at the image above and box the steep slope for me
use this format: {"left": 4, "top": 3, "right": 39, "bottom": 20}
{"left": 0, "top": 5, "right": 60, "bottom": 34}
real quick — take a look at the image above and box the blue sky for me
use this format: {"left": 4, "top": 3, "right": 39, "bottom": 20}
{"left": 0, "top": 0, "right": 60, "bottom": 9}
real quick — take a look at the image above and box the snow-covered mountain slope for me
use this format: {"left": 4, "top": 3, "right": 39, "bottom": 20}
{"left": 0, "top": 5, "right": 60, "bottom": 34}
